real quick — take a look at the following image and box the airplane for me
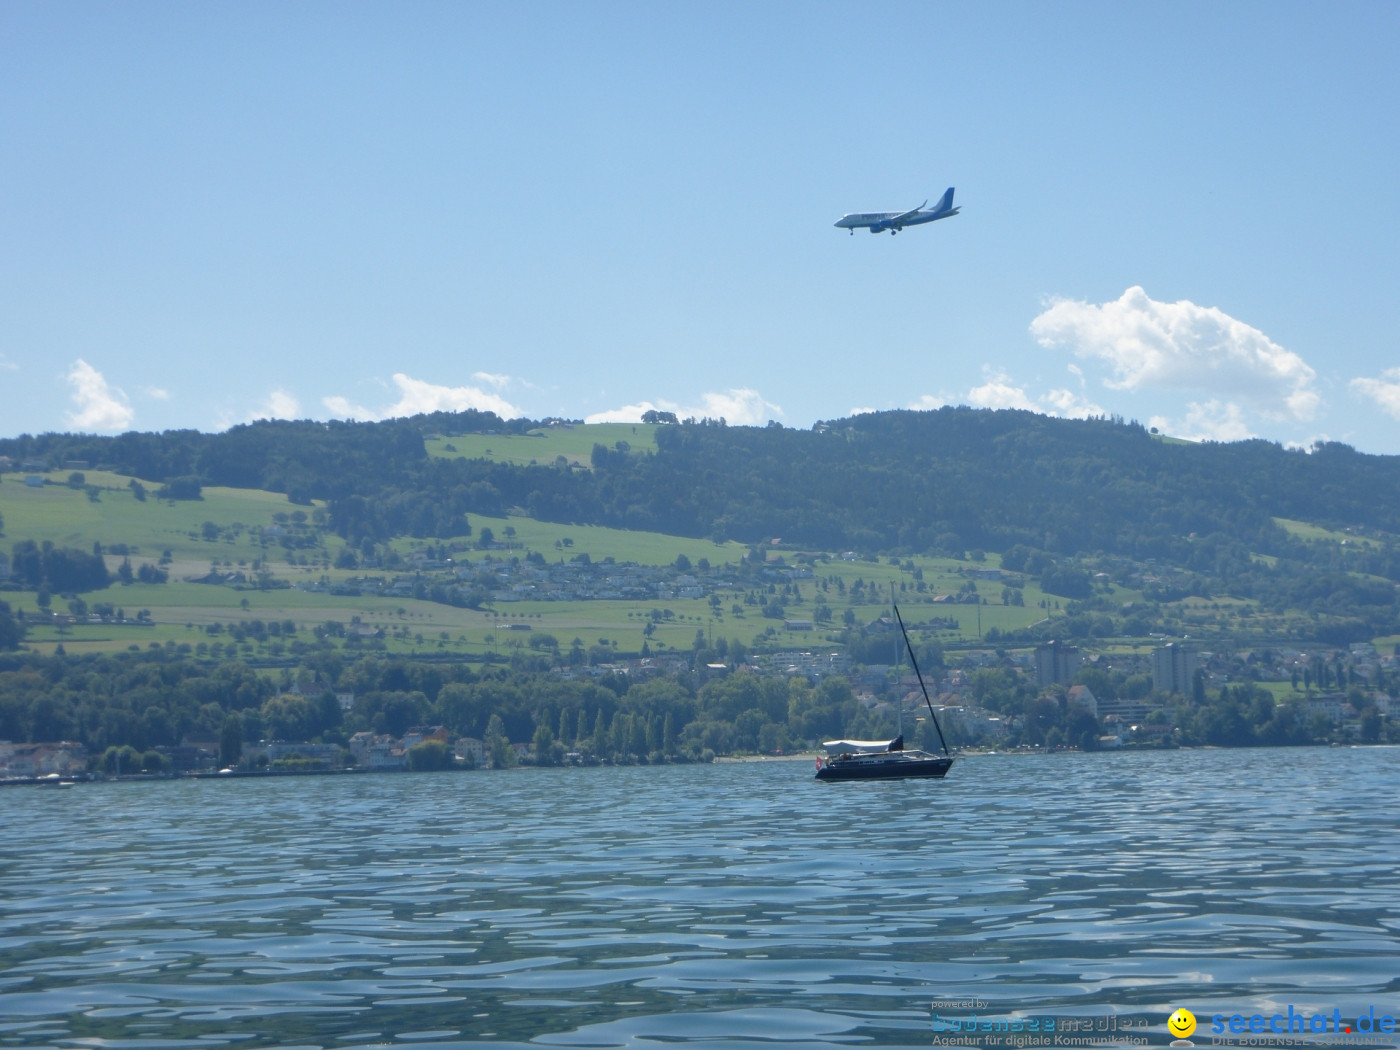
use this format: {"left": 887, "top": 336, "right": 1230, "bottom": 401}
{"left": 833, "top": 187, "right": 960, "bottom": 235}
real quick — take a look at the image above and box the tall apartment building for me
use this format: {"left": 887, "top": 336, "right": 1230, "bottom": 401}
{"left": 1035, "top": 640, "right": 1082, "bottom": 687}
{"left": 1152, "top": 643, "right": 1197, "bottom": 696}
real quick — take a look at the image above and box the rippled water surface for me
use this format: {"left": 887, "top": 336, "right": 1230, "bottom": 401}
{"left": 2, "top": 748, "right": 1398, "bottom": 1048}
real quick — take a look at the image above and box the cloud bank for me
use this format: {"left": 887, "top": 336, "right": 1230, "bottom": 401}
{"left": 1030, "top": 286, "right": 1319, "bottom": 420}
{"left": 585, "top": 388, "right": 780, "bottom": 426}
{"left": 911, "top": 370, "right": 1105, "bottom": 420}
{"left": 250, "top": 389, "right": 302, "bottom": 422}
{"left": 1149, "top": 401, "right": 1255, "bottom": 443}
{"left": 65, "top": 359, "right": 133, "bottom": 432}
{"left": 1351, "top": 369, "right": 1400, "bottom": 419}
{"left": 324, "top": 373, "right": 520, "bottom": 422}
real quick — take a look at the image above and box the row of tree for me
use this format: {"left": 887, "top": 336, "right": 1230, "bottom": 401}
{"left": 2, "top": 645, "right": 1390, "bottom": 776}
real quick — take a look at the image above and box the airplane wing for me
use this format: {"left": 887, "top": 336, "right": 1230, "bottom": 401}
{"left": 887, "top": 200, "right": 927, "bottom": 226}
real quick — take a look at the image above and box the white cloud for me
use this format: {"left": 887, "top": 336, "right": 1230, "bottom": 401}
{"left": 584, "top": 388, "right": 780, "bottom": 426}
{"left": 321, "top": 395, "right": 374, "bottom": 422}
{"left": 1040, "top": 387, "right": 1106, "bottom": 419}
{"left": 249, "top": 389, "right": 302, "bottom": 422}
{"left": 1150, "top": 400, "right": 1255, "bottom": 443}
{"left": 967, "top": 371, "right": 1040, "bottom": 412}
{"left": 0, "top": 353, "right": 17, "bottom": 372}
{"left": 1284, "top": 433, "right": 1331, "bottom": 452}
{"left": 693, "top": 388, "right": 781, "bottom": 424}
{"left": 145, "top": 386, "right": 170, "bottom": 400}
{"left": 471, "top": 372, "right": 511, "bottom": 388}
{"left": 849, "top": 406, "right": 877, "bottom": 416}
{"left": 65, "top": 359, "right": 133, "bottom": 432}
{"left": 324, "top": 373, "right": 520, "bottom": 422}
{"left": 953, "top": 369, "right": 1106, "bottom": 419}
{"left": 908, "top": 394, "right": 951, "bottom": 411}
{"left": 1030, "top": 286, "right": 1319, "bottom": 420}
{"left": 1350, "top": 368, "right": 1400, "bottom": 419}
{"left": 584, "top": 400, "right": 666, "bottom": 424}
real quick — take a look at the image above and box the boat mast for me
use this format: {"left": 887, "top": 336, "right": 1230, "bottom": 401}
{"left": 893, "top": 584, "right": 902, "bottom": 742}
{"left": 892, "top": 600, "right": 950, "bottom": 756}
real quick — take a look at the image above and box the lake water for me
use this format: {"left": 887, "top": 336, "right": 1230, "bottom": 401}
{"left": 1, "top": 748, "right": 1398, "bottom": 1049}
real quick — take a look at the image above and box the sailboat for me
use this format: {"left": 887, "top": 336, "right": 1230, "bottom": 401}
{"left": 814, "top": 591, "right": 954, "bottom": 781}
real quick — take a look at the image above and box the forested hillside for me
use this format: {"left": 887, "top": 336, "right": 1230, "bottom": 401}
{"left": 6, "top": 408, "right": 1400, "bottom": 564}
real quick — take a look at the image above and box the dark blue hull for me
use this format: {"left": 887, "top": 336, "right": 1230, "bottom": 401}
{"left": 815, "top": 753, "right": 953, "bottom": 781}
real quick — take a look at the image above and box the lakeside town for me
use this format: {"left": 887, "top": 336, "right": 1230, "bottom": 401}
{"left": 4, "top": 634, "right": 1394, "bottom": 785}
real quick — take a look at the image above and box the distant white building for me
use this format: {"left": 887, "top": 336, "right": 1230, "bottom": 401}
{"left": 348, "top": 732, "right": 406, "bottom": 770}
{"left": 454, "top": 737, "right": 485, "bottom": 767}
{"left": 1307, "top": 695, "right": 1351, "bottom": 724}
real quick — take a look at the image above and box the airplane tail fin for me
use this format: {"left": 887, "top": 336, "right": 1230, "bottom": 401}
{"left": 934, "top": 187, "right": 955, "bottom": 212}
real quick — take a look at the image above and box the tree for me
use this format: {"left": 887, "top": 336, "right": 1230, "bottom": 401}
{"left": 158, "top": 476, "right": 202, "bottom": 500}
{"left": 220, "top": 713, "right": 244, "bottom": 768}
{"left": 532, "top": 722, "right": 557, "bottom": 766}
{"left": 0, "top": 600, "right": 24, "bottom": 650}
{"left": 11, "top": 540, "right": 111, "bottom": 592}
{"left": 408, "top": 739, "right": 452, "bottom": 770}
{"left": 485, "top": 713, "right": 513, "bottom": 768}
{"left": 1359, "top": 705, "right": 1382, "bottom": 744}
{"left": 101, "top": 745, "right": 142, "bottom": 776}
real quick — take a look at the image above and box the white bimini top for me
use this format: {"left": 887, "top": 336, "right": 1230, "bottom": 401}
{"left": 822, "top": 738, "right": 896, "bottom": 754}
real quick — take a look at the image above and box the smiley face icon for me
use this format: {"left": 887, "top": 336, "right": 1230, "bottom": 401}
{"left": 1168, "top": 1008, "right": 1197, "bottom": 1039}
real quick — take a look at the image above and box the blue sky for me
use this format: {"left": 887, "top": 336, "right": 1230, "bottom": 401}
{"left": 3, "top": 2, "right": 1398, "bottom": 451}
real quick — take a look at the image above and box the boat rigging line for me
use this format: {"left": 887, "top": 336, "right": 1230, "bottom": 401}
{"left": 892, "top": 598, "right": 951, "bottom": 757}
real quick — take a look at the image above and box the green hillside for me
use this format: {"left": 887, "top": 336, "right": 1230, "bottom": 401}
{"left": 3, "top": 468, "right": 1075, "bottom": 660}
{"left": 6, "top": 409, "right": 1400, "bottom": 658}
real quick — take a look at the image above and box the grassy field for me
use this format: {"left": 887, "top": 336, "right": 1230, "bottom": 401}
{"left": 3, "top": 471, "right": 1071, "bottom": 657}
{"left": 1274, "top": 516, "right": 1383, "bottom": 550}
{"left": 0, "top": 470, "right": 347, "bottom": 576}
{"left": 424, "top": 423, "right": 660, "bottom": 467}
{"left": 429, "top": 515, "right": 746, "bottom": 567}
{"left": 11, "top": 467, "right": 1378, "bottom": 661}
